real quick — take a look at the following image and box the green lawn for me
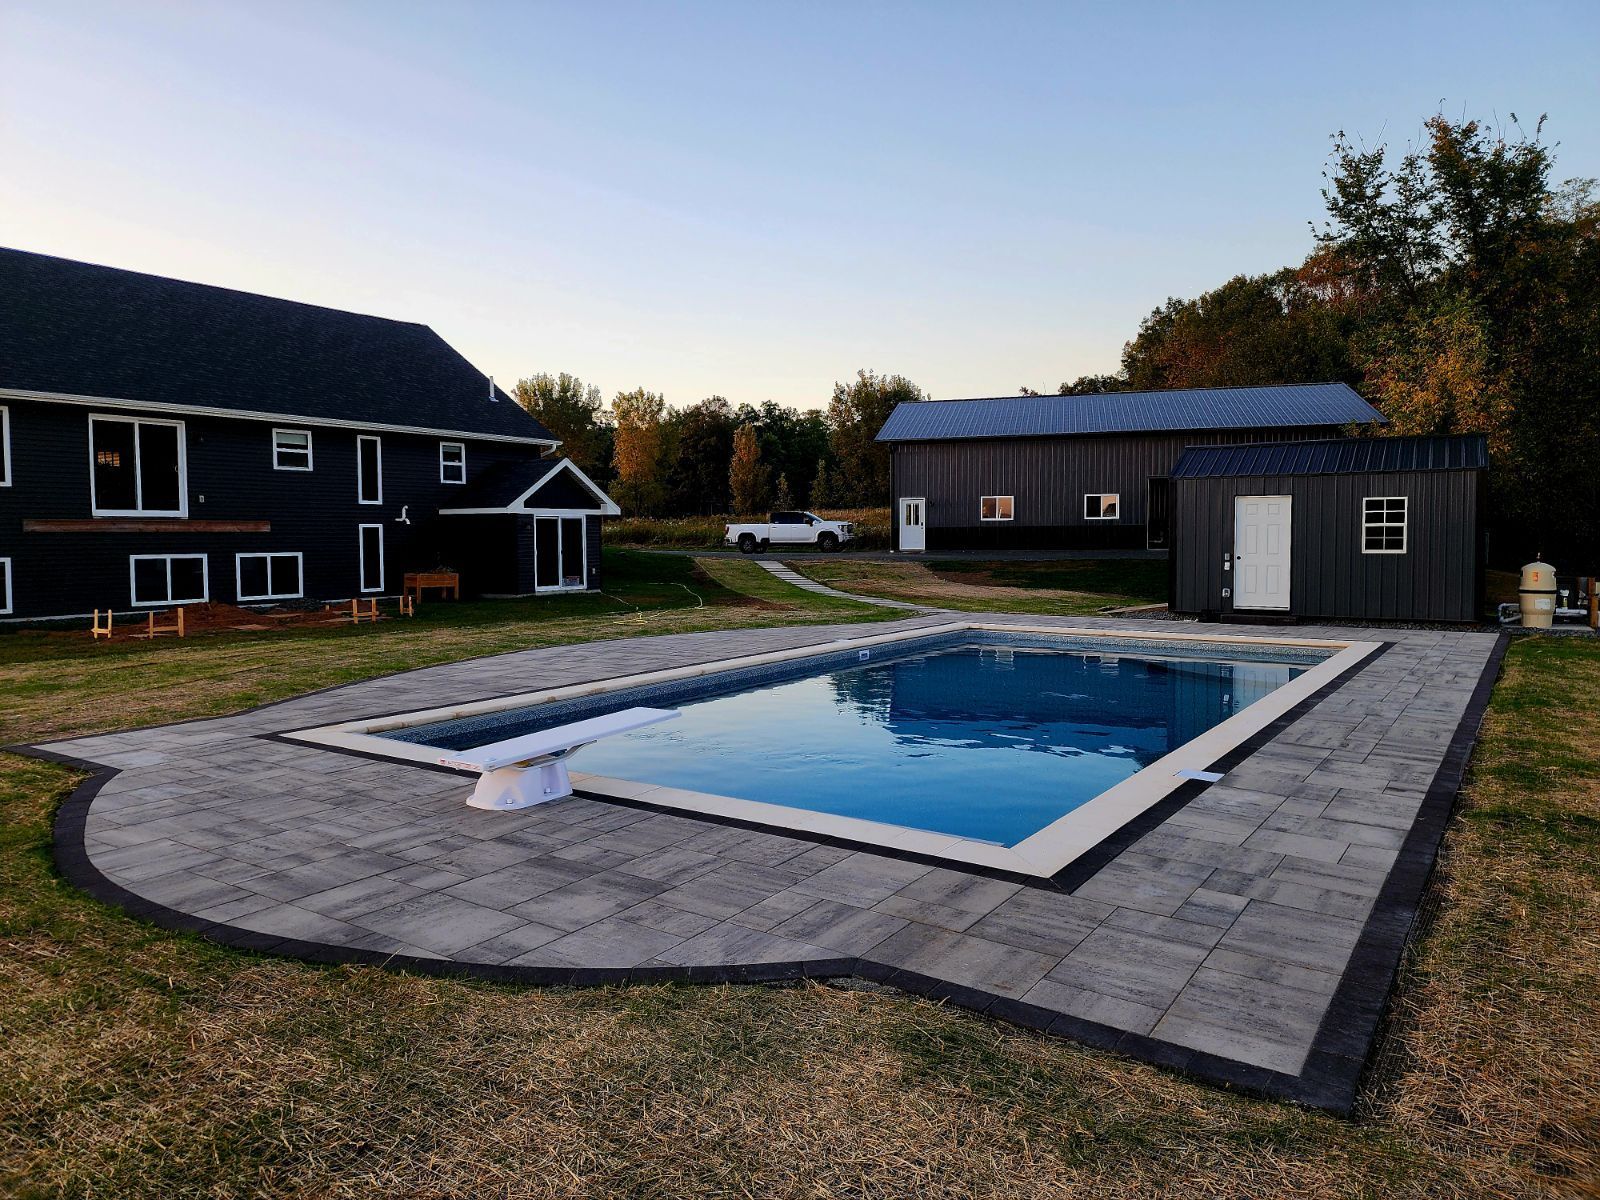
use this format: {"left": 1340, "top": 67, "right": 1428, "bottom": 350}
{"left": 0, "top": 551, "right": 1595, "bottom": 1197}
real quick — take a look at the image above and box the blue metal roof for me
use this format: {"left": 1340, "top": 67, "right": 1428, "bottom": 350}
{"left": 1171, "top": 435, "right": 1488, "bottom": 479}
{"left": 875, "top": 382, "right": 1384, "bottom": 442}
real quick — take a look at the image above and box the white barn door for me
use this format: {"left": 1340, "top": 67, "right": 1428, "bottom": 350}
{"left": 1233, "top": 496, "right": 1291, "bottom": 611}
{"left": 898, "top": 498, "right": 926, "bottom": 553}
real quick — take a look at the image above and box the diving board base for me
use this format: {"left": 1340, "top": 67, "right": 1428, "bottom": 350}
{"left": 466, "top": 761, "right": 574, "bottom": 810}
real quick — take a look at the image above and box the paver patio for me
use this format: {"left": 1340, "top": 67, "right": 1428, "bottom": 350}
{"left": 22, "top": 612, "right": 1504, "bottom": 1113}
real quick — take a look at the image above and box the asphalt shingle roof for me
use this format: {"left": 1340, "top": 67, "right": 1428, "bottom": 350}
{"left": 1171, "top": 434, "right": 1488, "bottom": 479}
{"left": 875, "top": 382, "right": 1385, "bottom": 442}
{"left": 0, "top": 247, "right": 555, "bottom": 442}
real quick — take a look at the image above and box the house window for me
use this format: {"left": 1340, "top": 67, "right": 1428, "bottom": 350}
{"left": 236, "top": 552, "right": 304, "bottom": 601}
{"left": 440, "top": 441, "right": 466, "bottom": 484}
{"left": 1084, "top": 493, "right": 1120, "bottom": 520}
{"left": 273, "top": 428, "right": 313, "bottom": 471}
{"left": 90, "top": 415, "right": 186, "bottom": 516}
{"left": 0, "top": 558, "right": 11, "bottom": 615}
{"left": 0, "top": 406, "right": 11, "bottom": 486}
{"left": 130, "top": 554, "right": 208, "bottom": 606}
{"left": 358, "top": 524, "right": 384, "bottom": 592}
{"left": 980, "top": 495, "right": 1014, "bottom": 521}
{"left": 1363, "top": 496, "right": 1408, "bottom": 553}
{"left": 357, "top": 435, "right": 382, "bottom": 504}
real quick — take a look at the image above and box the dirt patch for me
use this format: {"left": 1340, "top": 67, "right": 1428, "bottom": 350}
{"left": 42, "top": 601, "right": 382, "bottom": 642}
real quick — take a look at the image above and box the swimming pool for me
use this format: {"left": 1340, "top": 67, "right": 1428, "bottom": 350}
{"left": 291, "top": 623, "right": 1375, "bottom": 877}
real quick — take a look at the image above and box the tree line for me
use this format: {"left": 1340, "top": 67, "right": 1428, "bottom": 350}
{"left": 1022, "top": 113, "right": 1599, "bottom": 563}
{"left": 513, "top": 369, "right": 921, "bottom": 516}
{"left": 516, "top": 111, "right": 1597, "bottom": 557}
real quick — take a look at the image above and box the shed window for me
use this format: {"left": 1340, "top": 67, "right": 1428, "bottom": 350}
{"left": 236, "top": 552, "right": 304, "bottom": 601}
{"left": 0, "top": 558, "right": 11, "bottom": 615}
{"left": 90, "top": 415, "right": 186, "bottom": 516}
{"left": 273, "top": 429, "right": 313, "bottom": 471}
{"left": 1084, "top": 493, "right": 1120, "bottom": 520}
{"left": 1363, "top": 496, "right": 1408, "bottom": 554}
{"left": 439, "top": 442, "right": 466, "bottom": 484}
{"left": 130, "top": 554, "right": 208, "bottom": 606}
{"left": 0, "top": 406, "right": 10, "bottom": 486}
{"left": 980, "top": 495, "right": 1014, "bottom": 521}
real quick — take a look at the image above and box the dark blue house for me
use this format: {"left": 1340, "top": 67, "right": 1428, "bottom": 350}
{"left": 0, "top": 248, "right": 617, "bottom": 622}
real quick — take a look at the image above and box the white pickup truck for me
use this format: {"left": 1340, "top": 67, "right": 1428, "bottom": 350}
{"left": 724, "top": 511, "right": 854, "bottom": 553}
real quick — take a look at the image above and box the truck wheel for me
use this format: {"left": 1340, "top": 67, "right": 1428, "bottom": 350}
{"left": 737, "top": 533, "right": 757, "bottom": 554}
{"left": 817, "top": 532, "right": 839, "bottom": 552}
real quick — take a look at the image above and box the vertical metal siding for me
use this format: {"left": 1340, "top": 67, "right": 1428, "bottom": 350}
{"left": 892, "top": 427, "right": 1335, "bottom": 541}
{"left": 1171, "top": 469, "right": 1482, "bottom": 622}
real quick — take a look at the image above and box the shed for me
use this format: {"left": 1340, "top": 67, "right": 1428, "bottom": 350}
{"left": 1168, "top": 434, "right": 1488, "bottom": 624}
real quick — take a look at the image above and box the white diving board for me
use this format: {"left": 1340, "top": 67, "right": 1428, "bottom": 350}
{"left": 438, "top": 706, "right": 679, "bottom": 811}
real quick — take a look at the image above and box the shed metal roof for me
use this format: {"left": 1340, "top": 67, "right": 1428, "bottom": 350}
{"left": 875, "top": 382, "right": 1384, "bottom": 442}
{"left": 1171, "top": 435, "right": 1488, "bottom": 479}
{"left": 0, "top": 247, "right": 556, "bottom": 443}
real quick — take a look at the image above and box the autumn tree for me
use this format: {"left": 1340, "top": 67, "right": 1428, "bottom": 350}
{"left": 610, "top": 388, "right": 667, "bottom": 515}
{"left": 728, "top": 423, "right": 770, "bottom": 515}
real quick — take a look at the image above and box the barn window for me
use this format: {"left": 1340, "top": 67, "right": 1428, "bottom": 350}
{"left": 273, "top": 429, "right": 313, "bottom": 471}
{"left": 1084, "top": 493, "right": 1119, "bottom": 520}
{"left": 980, "top": 495, "right": 1014, "bottom": 521}
{"left": 439, "top": 442, "right": 467, "bottom": 484}
{"left": 1363, "top": 496, "right": 1408, "bottom": 553}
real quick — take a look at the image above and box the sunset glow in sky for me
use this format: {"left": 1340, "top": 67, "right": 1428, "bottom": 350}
{"left": 3, "top": 1, "right": 1596, "bottom": 408}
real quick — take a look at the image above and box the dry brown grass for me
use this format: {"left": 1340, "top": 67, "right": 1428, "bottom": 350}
{"left": 1, "top": 588, "right": 1596, "bottom": 1196}
{"left": 788, "top": 559, "right": 1162, "bottom": 616}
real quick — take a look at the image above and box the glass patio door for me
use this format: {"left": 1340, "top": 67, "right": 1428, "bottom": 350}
{"left": 534, "top": 516, "right": 586, "bottom": 592}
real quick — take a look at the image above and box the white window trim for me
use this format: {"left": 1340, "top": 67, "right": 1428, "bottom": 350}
{"left": 358, "top": 524, "right": 385, "bottom": 593}
{"left": 235, "top": 551, "right": 305, "bottom": 602}
{"left": 129, "top": 553, "right": 209, "bottom": 607}
{"left": 979, "top": 495, "right": 1014, "bottom": 522}
{"left": 1362, "top": 495, "right": 1409, "bottom": 555}
{"left": 0, "top": 558, "right": 11, "bottom": 614}
{"left": 439, "top": 441, "right": 467, "bottom": 484}
{"left": 1084, "top": 493, "right": 1120, "bottom": 520}
{"left": 534, "top": 514, "right": 589, "bottom": 593}
{"left": 272, "top": 428, "right": 314, "bottom": 471}
{"left": 0, "top": 406, "right": 11, "bottom": 487}
{"left": 90, "top": 414, "right": 189, "bottom": 518}
{"left": 357, "top": 435, "right": 383, "bottom": 505}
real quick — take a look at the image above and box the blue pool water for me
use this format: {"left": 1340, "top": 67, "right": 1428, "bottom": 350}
{"left": 390, "top": 636, "right": 1314, "bottom": 846}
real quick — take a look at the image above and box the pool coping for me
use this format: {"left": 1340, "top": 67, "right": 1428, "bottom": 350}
{"left": 280, "top": 620, "right": 1380, "bottom": 879}
{"left": 15, "top": 618, "right": 1508, "bottom": 1117}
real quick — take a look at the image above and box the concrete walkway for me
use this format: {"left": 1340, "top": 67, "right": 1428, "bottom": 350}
{"left": 754, "top": 560, "right": 941, "bottom": 611}
{"left": 26, "top": 613, "right": 1504, "bottom": 1113}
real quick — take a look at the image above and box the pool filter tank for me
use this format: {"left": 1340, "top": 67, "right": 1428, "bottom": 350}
{"left": 1519, "top": 558, "right": 1557, "bottom": 629}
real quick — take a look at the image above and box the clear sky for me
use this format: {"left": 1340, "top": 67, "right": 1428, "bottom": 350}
{"left": 3, "top": 2, "right": 1597, "bottom": 410}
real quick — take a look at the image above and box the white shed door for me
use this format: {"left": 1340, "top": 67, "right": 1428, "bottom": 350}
{"left": 898, "top": 498, "right": 926, "bottom": 552}
{"left": 1234, "top": 495, "right": 1291, "bottom": 611}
